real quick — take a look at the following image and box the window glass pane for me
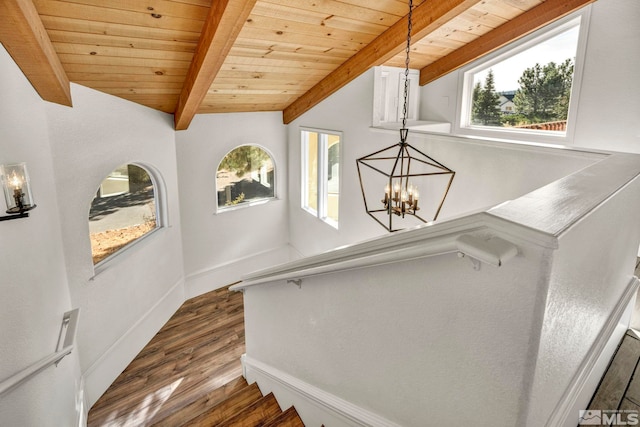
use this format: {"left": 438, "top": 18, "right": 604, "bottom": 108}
{"left": 326, "top": 135, "right": 340, "bottom": 223}
{"left": 217, "top": 145, "right": 275, "bottom": 209}
{"left": 467, "top": 22, "right": 579, "bottom": 133}
{"left": 301, "top": 129, "right": 340, "bottom": 228}
{"left": 304, "top": 132, "right": 318, "bottom": 214}
{"left": 89, "top": 164, "right": 158, "bottom": 264}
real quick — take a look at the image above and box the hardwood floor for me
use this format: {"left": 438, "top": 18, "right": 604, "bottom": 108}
{"left": 87, "top": 285, "right": 246, "bottom": 427}
{"left": 585, "top": 330, "right": 640, "bottom": 425}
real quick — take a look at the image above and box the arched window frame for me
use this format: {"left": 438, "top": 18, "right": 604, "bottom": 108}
{"left": 215, "top": 144, "right": 277, "bottom": 213}
{"left": 89, "top": 162, "right": 166, "bottom": 270}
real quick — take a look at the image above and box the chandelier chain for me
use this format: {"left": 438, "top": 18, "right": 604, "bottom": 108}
{"left": 401, "top": 0, "right": 413, "bottom": 132}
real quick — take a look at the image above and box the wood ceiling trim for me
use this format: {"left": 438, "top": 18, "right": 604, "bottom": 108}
{"left": 282, "top": 0, "right": 482, "bottom": 124}
{"left": 419, "top": 0, "right": 596, "bottom": 86}
{"left": 1, "top": 0, "right": 72, "bottom": 106}
{"left": 174, "top": 0, "right": 257, "bottom": 130}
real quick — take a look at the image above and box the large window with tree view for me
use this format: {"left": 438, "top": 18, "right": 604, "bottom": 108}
{"left": 462, "top": 16, "right": 583, "bottom": 138}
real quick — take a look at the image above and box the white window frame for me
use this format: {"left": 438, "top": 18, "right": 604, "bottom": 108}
{"left": 301, "top": 128, "right": 342, "bottom": 229}
{"left": 454, "top": 7, "right": 591, "bottom": 146}
{"left": 373, "top": 66, "right": 420, "bottom": 127}
{"left": 215, "top": 144, "right": 277, "bottom": 214}
{"left": 91, "top": 162, "right": 166, "bottom": 275}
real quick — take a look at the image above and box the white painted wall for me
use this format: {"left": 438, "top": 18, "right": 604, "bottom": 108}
{"left": 243, "top": 237, "right": 551, "bottom": 426}
{"left": 420, "top": 0, "right": 640, "bottom": 153}
{"left": 44, "top": 84, "right": 185, "bottom": 406}
{"left": 0, "top": 45, "right": 83, "bottom": 426}
{"left": 175, "top": 112, "right": 291, "bottom": 297}
{"left": 527, "top": 177, "right": 640, "bottom": 425}
{"left": 287, "top": 69, "right": 602, "bottom": 257}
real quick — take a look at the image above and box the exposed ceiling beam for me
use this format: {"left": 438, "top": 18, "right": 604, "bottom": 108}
{"left": 174, "top": 0, "right": 257, "bottom": 130}
{"left": 419, "top": 0, "right": 596, "bottom": 86}
{"left": 0, "top": 0, "right": 72, "bottom": 106}
{"left": 282, "top": 0, "right": 481, "bottom": 125}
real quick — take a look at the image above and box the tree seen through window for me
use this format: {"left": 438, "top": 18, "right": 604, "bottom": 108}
{"left": 216, "top": 145, "right": 275, "bottom": 210}
{"left": 468, "top": 21, "right": 580, "bottom": 133}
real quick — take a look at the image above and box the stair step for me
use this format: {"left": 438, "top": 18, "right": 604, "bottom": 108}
{"left": 183, "top": 382, "right": 264, "bottom": 426}
{"left": 216, "top": 392, "right": 282, "bottom": 427}
{"left": 150, "top": 376, "right": 249, "bottom": 426}
{"left": 263, "top": 406, "right": 305, "bottom": 427}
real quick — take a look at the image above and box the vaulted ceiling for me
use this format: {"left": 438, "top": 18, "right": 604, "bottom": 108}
{"left": 1, "top": 0, "right": 594, "bottom": 130}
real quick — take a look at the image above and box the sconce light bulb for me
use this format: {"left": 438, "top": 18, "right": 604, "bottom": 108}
{"left": 9, "top": 171, "right": 22, "bottom": 190}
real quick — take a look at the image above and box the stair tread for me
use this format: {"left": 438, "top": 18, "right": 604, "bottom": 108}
{"left": 263, "top": 406, "right": 305, "bottom": 427}
{"left": 216, "top": 392, "right": 282, "bottom": 427}
{"left": 149, "top": 376, "right": 249, "bottom": 426}
{"left": 183, "top": 382, "right": 264, "bottom": 426}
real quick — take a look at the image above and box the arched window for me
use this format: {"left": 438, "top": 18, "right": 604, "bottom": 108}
{"left": 216, "top": 145, "right": 275, "bottom": 211}
{"left": 89, "top": 164, "right": 160, "bottom": 265}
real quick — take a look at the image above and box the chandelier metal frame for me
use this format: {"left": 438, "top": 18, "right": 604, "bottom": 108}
{"left": 356, "top": 0, "right": 455, "bottom": 232}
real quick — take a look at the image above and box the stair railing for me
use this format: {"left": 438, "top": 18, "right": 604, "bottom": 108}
{"left": 0, "top": 308, "right": 79, "bottom": 397}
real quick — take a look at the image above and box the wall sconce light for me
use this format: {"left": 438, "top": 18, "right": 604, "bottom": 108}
{"left": 0, "top": 163, "right": 36, "bottom": 221}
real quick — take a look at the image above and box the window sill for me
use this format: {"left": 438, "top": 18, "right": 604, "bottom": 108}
{"left": 90, "top": 225, "right": 164, "bottom": 279}
{"left": 371, "top": 120, "right": 451, "bottom": 134}
{"left": 215, "top": 197, "right": 279, "bottom": 214}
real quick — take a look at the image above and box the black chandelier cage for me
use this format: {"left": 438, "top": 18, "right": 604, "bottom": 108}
{"left": 356, "top": 0, "right": 455, "bottom": 232}
{"left": 356, "top": 130, "right": 455, "bottom": 232}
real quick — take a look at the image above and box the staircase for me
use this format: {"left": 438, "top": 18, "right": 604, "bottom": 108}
{"left": 150, "top": 375, "right": 305, "bottom": 426}
{"left": 87, "top": 286, "right": 306, "bottom": 426}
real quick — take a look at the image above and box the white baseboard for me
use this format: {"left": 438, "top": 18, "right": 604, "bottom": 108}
{"left": 185, "top": 245, "right": 292, "bottom": 298}
{"left": 82, "top": 278, "right": 185, "bottom": 407}
{"left": 242, "top": 355, "right": 403, "bottom": 427}
{"left": 545, "top": 276, "right": 639, "bottom": 427}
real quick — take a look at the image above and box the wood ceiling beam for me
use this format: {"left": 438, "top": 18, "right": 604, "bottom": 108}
{"left": 419, "top": 0, "right": 596, "bottom": 86}
{"left": 0, "top": 0, "right": 72, "bottom": 106}
{"left": 174, "top": 0, "right": 257, "bottom": 130}
{"left": 282, "top": 0, "right": 481, "bottom": 125}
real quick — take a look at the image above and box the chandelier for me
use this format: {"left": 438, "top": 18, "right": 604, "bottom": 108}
{"left": 356, "top": 0, "right": 455, "bottom": 232}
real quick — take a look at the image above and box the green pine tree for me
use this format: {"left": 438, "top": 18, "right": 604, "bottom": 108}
{"left": 471, "top": 70, "right": 501, "bottom": 126}
{"left": 514, "top": 59, "right": 574, "bottom": 123}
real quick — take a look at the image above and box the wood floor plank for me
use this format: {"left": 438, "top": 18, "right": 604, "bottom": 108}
{"left": 263, "top": 406, "right": 305, "bottom": 427}
{"left": 89, "top": 339, "right": 244, "bottom": 422}
{"left": 87, "top": 285, "right": 246, "bottom": 427}
{"left": 149, "top": 376, "right": 249, "bottom": 427}
{"left": 589, "top": 332, "right": 640, "bottom": 411}
{"left": 184, "top": 382, "right": 264, "bottom": 426}
{"left": 624, "top": 353, "right": 640, "bottom": 406}
{"left": 216, "top": 392, "right": 282, "bottom": 427}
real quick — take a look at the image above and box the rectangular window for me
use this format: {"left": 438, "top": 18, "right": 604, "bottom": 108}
{"left": 301, "top": 129, "right": 340, "bottom": 228}
{"left": 457, "top": 10, "right": 589, "bottom": 144}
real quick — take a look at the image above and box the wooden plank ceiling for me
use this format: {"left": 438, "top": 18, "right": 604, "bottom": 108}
{"left": 0, "top": 0, "right": 595, "bottom": 130}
